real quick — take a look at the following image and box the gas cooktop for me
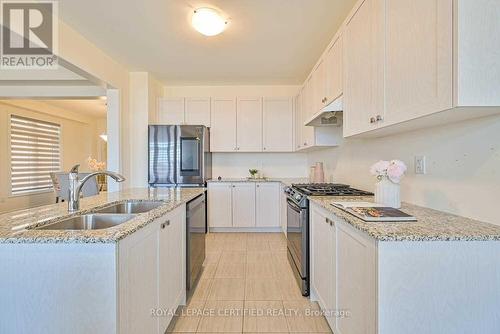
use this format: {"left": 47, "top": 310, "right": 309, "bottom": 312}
{"left": 292, "top": 183, "right": 374, "bottom": 196}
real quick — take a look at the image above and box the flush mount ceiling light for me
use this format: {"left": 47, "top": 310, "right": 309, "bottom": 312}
{"left": 191, "top": 7, "right": 227, "bottom": 36}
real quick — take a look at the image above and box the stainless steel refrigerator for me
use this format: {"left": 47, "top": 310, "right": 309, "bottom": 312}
{"left": 148, "top": 125, "right": 212, "bottom": 186}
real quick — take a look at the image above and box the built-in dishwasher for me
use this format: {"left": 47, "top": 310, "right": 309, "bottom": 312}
{"left": 186, "top": 192, "right": 206, "bottom": 292}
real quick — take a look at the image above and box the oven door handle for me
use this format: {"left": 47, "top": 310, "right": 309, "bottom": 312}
{"left": 287, "top": 198, "right": 303, "bottom": 213}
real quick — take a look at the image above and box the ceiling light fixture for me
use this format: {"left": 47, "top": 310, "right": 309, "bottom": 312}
{"left": 191, "top": 7, "right": 227, "bottom": 36}
{"left": 99, "top": 134, "right": 108, "bottom": 142}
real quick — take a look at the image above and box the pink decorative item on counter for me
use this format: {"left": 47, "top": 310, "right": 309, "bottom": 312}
{"left": 370, "top": 159, "right": 407, "bottom": 208}
{"left": 309, "top": 166, "right": 316, "bottom": 183}
{"left": 314, "top": 162, "right": 325, "bottom": 183}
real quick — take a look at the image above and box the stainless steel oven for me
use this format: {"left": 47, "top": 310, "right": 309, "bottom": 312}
{"left": 285, "top": 188, "right": 310, "bottom": 296}
{"left": 285, "top": 183, "right": 373, "bottom": 297}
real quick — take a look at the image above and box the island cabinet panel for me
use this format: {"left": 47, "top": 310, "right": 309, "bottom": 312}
{"left": 118, "top": 221, "right": 159, "bottom": 334}
{"left": 158, "top": 205, "right": 186, "bottom": 333}
{"left": 118, "top": 204, "right": 186, "bottom": 334}
{"left": 0, "top": 243, "right": 117, "bottom": 334}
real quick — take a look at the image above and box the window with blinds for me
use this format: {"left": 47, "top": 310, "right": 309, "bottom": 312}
{"left": 10, "top": 115, "right": 61, "bottom": 195}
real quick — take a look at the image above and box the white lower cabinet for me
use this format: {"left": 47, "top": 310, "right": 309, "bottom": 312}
{"left": 118, "top": 205, "right": 186, "bottom": 334}
{"left": 207, "top": 182, "right": 233, "bottom": 228}
{"left": 311, "top": 207, "right": 337, "bottom": 331}
{"left": 336, "top": 215, "right": 377, "bottom": 334}
{"left": 280, "top": 183, "right": 288, "bottom": 234}
{"left": 310, "top": 203, "right": 376, "bottom": 334}
{"left": 232, "top": 183, "right": 256, "bottom": 227}
{"left": 256, "top": 182, "right": 281, "bottom": 227}
{"left": 208, "top": 182, "right": 281, "bottom": 230}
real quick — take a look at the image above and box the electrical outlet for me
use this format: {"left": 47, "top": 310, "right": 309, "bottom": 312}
{"left": 415, "top": 156, "right": 426, "bottom": 174}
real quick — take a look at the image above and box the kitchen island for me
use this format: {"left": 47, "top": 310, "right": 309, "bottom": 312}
{"left": 0, "top": 187, "right": 205, "bottom": 334}
{"left": 309, "top": 196, "right": 500, "bottom": 334}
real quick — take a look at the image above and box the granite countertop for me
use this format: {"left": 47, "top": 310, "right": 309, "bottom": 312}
{"left": 207, "top": 177, "right": 309, "bottom": 186}
{"left": 309, "top": 196, "right": 500, "bottom": 242}
{"left": 0, "top": 187, "right": 205, "bottom": 244}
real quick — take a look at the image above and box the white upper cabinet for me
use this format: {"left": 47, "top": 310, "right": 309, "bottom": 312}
{"left": 158, "top": 98, "right": 185, "bottom": 124}
{"left": 325, "top": 35, "right": 343, "bottom": 104}
{"left": 313, "top": 58, "right": 327, "bottom": 114}
{"left": 211, "top": 97, "right": 237, "bottom": 152}
{"left": 236, "top": 97, "right": 263, "bottom": 152}
{"left": 301, "top": 78, "right": 316, "bottom": 147}
{"left": 185, "top": 97, "right": 211, "bottom": 126}
{"left": 384, "top": 0, "right": 453, "bottom": 125}
{"left": 340, "top": 0, "right": 499, "bottom": 137}
{"left": 256, "top": 182, "right": 280, "bottom": 228}
{"left": 263, "top": 97, "right": 294, "bottom": 152}
{"left": 232, "top": 183, "right": 256, "bottom": 228}
{"left": 294, "top": 93, "right": 303, "bottom": 150}
{"left": 343, "top": 0, "right": 385, "bottom": 137}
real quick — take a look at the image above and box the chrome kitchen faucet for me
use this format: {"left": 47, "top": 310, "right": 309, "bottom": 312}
{"left": 67, "top": 164, "right": 125, "bottom": 212}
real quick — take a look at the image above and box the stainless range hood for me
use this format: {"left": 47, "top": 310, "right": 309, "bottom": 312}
{"left": 305, "top": 95, "right": 343, "bottom": 127}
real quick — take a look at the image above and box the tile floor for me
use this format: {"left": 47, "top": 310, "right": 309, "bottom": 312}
{"left": 167, "top": 232, "right": 332, "bottom": 333}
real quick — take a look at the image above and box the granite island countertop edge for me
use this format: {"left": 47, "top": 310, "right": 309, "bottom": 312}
{"left": 0, "top": 187, "right": 206, "bottom": 244}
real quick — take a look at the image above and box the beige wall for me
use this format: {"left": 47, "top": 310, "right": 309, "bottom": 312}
{"left": 0, "top": 101, "right": 106, "bottom": 213}
{"left": 307, "top": 115, "right": 500, "bottom": 225}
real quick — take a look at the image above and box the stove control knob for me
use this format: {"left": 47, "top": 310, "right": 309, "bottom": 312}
{"left": 295, "top": 194, "right": 302, "bottom": 201}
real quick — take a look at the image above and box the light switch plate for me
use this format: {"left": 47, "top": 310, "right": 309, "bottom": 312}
{"left": 415, "top": 156, "right": 426, "bottom": 174}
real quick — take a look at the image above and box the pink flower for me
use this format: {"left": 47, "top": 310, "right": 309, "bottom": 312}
{"left": 370, "top": 160, "right": 390, "bottom": 176}
{"left": 386, "top": 160, "right": 407, "bottom": 183}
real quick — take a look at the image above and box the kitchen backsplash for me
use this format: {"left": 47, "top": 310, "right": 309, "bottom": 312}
{"left": 212, "top": 152, "right": 308, "bottom": 179}
{"left": 307, "top": 115, "right": 500, "bottom": 225}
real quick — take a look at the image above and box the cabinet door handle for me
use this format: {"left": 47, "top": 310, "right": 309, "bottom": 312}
{"left": 370, "top": 117, "right": 376, "bottom": 124}
{"left": 326, "top": 218, "right": 334, "bottom": 226}
{"left": 376, "top": 114, "right": 383, "bottom": 122}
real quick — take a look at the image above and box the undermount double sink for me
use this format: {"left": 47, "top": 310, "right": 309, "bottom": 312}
{"left": 35, "top": 201, "right": 165, "bottom": 231}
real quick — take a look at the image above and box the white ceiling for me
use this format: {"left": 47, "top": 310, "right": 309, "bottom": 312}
{"left": 59, "top": 0, "right": 357, "bottom": 85}
{"left": 41, "top": 99, "right": 107, "bottom": 118}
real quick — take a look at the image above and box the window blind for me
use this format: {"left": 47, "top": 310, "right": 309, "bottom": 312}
{"left": 10, "top": 115, "right": 61, "bottom": 195}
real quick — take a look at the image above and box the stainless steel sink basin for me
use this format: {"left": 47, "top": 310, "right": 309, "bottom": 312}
{"left": 36, "top": 214, "right": 136, "bottom": 230}
{"left": 93, "top": 201, "right": 164, "bottom": 214}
